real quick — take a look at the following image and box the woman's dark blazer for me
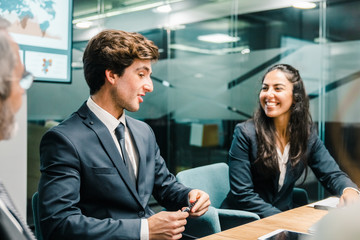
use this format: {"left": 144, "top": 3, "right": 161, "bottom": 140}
{"left": 221, "top": 120, "right": 357, "bottom": 218}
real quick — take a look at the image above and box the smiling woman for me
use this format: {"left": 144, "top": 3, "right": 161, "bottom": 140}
{"left": 220, "top": 64, "right": 360, "bottom": 219}
{"left": 255, "top": 64, "right": 310, "bottom": 171}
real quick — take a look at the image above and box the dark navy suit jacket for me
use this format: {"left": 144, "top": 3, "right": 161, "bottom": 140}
{"left": 0, "top": 181, "right": 36, "bottom": 240}
{"left": 221, "top": 120, "right": 357, "bottom": 218}
{"left": 38, "top": 102, "right": 191, "bottom": 240}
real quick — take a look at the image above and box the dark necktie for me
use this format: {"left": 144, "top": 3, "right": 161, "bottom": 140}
{"left": 0, "top": 182, "right": 37, "bottom": 240}
{"left": 114, "top": 123, "right": 136, "bottom": 184}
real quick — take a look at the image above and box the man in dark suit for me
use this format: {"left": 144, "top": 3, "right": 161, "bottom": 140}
{"left": 38, "top": 29, "right": 210, "bottom": 240}
{"left": 0, "top": 17, "right": 35, "bottom": 240}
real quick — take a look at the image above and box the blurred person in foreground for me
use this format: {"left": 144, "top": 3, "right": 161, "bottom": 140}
{"left": 221, "top": 63, "right": 360, "bottom": 218}
{"left": 313, "top": 202, "right": 360, "bottom": 240}
{"left": 37, "top": 29, "right": 210, "bottom": 240}
{"left": 0, "top": 17, "right": 35, "bottom": 240}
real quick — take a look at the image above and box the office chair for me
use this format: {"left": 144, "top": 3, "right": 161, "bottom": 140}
{"left": 293, "top": 187, "right": 309, "bottom": 207}
{"left": 176, "top": 162, "right": 260, "bottom": 237}
{"left": 31, "top": 192, "right": 43, "bottom": 240}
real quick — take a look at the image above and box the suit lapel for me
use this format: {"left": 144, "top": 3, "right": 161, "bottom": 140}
{"left": 77, "top": 103, "right": 141, "bottom": 204}
{"left": 126, "top": 117, "right": 148, "bottom": 208}
{"left": 275, "top": 162, "right": 293, "bottom": 200}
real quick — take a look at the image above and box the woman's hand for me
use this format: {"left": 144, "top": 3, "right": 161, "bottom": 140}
{"left": 338, "top": 188, "right": 360, "bottom": 207}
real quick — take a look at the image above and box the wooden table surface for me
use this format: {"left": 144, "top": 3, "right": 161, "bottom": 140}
{"left": 198, "top": 205, "right": 328, "bottom": 240}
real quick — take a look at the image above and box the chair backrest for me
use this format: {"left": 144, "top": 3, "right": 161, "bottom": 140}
{"left": 32, "top": 192, "right": 43, "bottom": 240}
{"left": 292, "top": 187, "right": 309, "bottom": 207}
{"left": 176, "top": 162, "right": 229, "bottom": 208}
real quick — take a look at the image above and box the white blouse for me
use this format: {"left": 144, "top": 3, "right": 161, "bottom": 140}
{"left": 277, "top": 143, "right": 290, "bottom": 191}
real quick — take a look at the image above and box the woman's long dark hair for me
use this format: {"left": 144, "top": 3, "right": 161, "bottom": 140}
{"left": 253, "top": 64, "right": 312, "bottom": 177}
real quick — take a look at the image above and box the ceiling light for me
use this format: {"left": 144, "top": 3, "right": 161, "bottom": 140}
{"left": 155, "top": 4, "right": 172, "bottom": 13}
{"left": 292, "top": 1, "right": 317, "bottom": 9}
{"left": 75, "top": 21, "right": 92, "bottom": 29}
{"left": 162, "top": 80, "right": 170, "bottom": 87}
{"left": 73, "top": 2, "right": 165, "bottom": 24}
{"left": 163, "top": 24, "right": 186, "bottom": 30}
{"left": 170, "top": 44, "right": 250, "bottom": 55}
{"left": 197, "top": 34, "right": 240, "bottom": 44}
{"left": 241, "top": 48, "right": 250, "bottom": 54}
{"left": 194, "top": 73, "right": 204, "bottom": 78}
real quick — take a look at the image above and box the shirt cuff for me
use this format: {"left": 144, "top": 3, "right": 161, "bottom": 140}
{"left": 343, "top": 187, "right": 360, "bottom": 195}
{"left": 140, "top": 219, "right": 149, "bottom": 240}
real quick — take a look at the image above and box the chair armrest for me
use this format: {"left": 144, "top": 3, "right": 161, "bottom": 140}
{"left": 217, "top": 209, "right": 260, "bottom": 231}
{"left": 185, "top": 206, "right": 221, "bottom": 238}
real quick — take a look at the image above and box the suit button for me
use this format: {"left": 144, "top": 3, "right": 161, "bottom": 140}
{"left": 138, "top": 211, "right": 145, "bottom": 217}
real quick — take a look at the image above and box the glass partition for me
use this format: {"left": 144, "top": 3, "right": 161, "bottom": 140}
{"left": 147, "top": 0, "right": 324, "bottom": 200}
{"left": 322, "top": 0, "right": 360, "bottom": 188}
{"left": 135, "top": 0, "right": 360, "bottom": 201}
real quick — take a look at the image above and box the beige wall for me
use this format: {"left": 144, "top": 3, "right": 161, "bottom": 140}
{"left": 0, "top": 96, "right": 28, "bottom": 219}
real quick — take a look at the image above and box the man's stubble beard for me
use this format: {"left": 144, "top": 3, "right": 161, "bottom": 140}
{"left": 110, "top": 86, "right": 138, "bottom": 113}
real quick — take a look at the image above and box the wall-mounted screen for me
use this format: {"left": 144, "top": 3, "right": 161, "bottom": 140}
{"left": 0, "top": 0, "right": 73, "bottom": 83}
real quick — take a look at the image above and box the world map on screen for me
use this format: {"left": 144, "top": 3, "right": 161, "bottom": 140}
{"left": 0, "top": 0, "right": 57, "bottom": 38}
{"left": 0, "top": 0, "right": 71, "bottom": 82}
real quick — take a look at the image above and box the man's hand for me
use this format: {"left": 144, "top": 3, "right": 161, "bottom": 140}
{"left": 338, "top": 188, "right": 360, "bottom": 207}
{"left": 148, "top": 210, "right": 189, "bottom": 240}
{"left": 185, "top": 189, "right": 211, "bottom": 217}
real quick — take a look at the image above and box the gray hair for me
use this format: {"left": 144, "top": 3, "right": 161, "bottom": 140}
{"left": 0, "top": 17, "right": 15, "bottom": 100}
{"left": 0, "top": 17, "right": 16, "bottom": 140}
{"left": 0, "top": 16, "right": 10, "bottom": 29}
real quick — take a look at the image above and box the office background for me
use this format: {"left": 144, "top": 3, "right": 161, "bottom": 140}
{"left": 3, "top": 0, "right": 358, "bottom": 226}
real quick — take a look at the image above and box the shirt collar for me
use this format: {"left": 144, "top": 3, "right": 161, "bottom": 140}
{"left": 276, "top": 143, "right": 290, "bottom": 161}
{"left": 86, "top": 96, "right": 126, "bottom": 132}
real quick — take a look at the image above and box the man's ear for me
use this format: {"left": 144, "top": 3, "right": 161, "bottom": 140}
{"left": 105, "top": 69, "right": 116, "bottom": 85}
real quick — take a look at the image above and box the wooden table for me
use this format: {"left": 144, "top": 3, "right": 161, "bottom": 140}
{"left": 199, "top": 205, "right": 328, "bottom": 240}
